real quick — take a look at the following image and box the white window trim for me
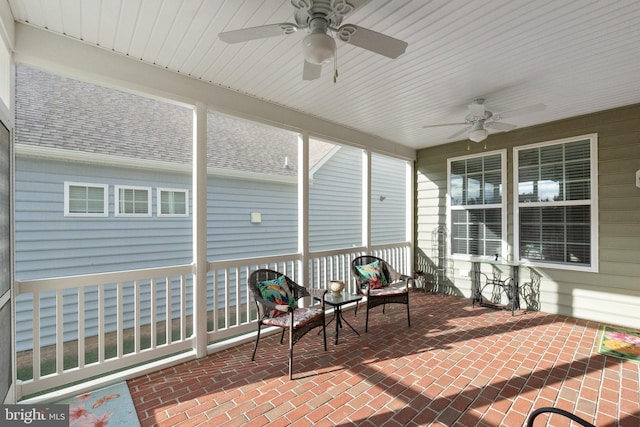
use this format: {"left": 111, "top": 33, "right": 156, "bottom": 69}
{"left": 513, "top": 133, "right": 598, "bottom": 272}
{"left": 447, "top": 149, "right": 508, "bottom": 260}
{"left": 64, "top": 181, "right": 108, "bottom": 217}
{"left": 157, "top": 187, "right": 189, "bottom": 217}
{"left": 114, "top": 185, "right": 152, "bottom": 217}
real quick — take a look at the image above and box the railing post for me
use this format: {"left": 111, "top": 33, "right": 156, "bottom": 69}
{"left": 193, "top": 102, "right": 208, "bottom": 358}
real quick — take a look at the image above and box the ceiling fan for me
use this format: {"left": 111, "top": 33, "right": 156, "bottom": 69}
{"left": 422, "top": 99, "right": 547, "bottom": 144}
{"left": 218, "top": 0, "right": 408, "bottom": 81}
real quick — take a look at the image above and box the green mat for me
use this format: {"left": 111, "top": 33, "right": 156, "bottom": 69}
{"left": 597, "top": 325, "right": 640, "bottom": 363}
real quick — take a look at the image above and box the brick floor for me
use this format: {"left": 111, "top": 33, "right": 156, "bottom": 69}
{"left": 127, "top": 292, "right": 640, "bottom": 426}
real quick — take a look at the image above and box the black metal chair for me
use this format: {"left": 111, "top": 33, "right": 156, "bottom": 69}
{"left": 248, "top": 269, "right": 327, "bottom": 379}
{"left": 351, "top": 255, "right": 412, "bottom": 333}
{"left": 526, "top": 407, "right": 596, "bottom": 427}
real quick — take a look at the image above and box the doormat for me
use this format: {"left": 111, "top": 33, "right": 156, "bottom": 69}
{"left": 56, "top": 381, "right": 140, "bottom": 426}
{"left": 597, "top": 326, "right": 640, "bottom": 363}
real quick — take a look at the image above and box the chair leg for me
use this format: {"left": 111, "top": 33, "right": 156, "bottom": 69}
{"left": 251, "top": 324, "right": 262, "bottom": 361}
{"left": 280, "top": 328, "right": 285, "bottom": 344}
{"left": 322, "top": 320, "right": 327, "bottom": 351}
{"left": 288, "top": 324, "right": 294, "bottom": 380}
{"left": 406, "top": 301, "right": 411, "bottom": 327}
{"left": 365, "top": 305, "right": 370, "bottom": 333}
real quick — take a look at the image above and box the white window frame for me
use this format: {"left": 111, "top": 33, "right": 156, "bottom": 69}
{"left": 513, "top": 133, "right": 598, "bottom": 272}
{"left": 157, "top": 188, "right": 189, "bottom": 217}
{"left": 64, "top": 182, "right": 108, "bottom": 217}
{"left": 115, "top": 185, "right": 152, "bottom": 217}
{"left": 447, "top": 149, "right": 508, "bottom": 259}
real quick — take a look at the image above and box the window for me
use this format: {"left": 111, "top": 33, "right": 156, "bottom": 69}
{"left": 515, "top": 134, "right": 597, "bottom": 271}
{"left": 448, "top": 151, "right": 506, "bottom": 257}
{"left": 64, "top": 182, "right": 108, "bottom": 217}
{"left": 158, "top": 188, "right": 188, "bottom": 216}
{"left": 115, "top": 185, "right": 151, "bottom": 216}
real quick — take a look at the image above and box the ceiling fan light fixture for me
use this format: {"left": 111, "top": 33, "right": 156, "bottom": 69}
{"left": 468, "top": 127, "right": 488, "bottom": 143}
{"left": 302, "top": 32, "right": 336, "bottom": 64}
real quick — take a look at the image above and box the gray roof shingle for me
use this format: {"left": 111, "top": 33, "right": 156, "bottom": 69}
{"left": 15, "top": 65, "right": 338, "bottom": 177}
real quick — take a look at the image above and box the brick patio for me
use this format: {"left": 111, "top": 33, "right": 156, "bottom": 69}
{"left": 127, "top": 292, "right": 640, "bottom": 426}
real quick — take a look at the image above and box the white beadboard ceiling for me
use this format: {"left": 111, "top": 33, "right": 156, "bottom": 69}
{"left": 7, "top": 0, "right": 640, "bottom": 150}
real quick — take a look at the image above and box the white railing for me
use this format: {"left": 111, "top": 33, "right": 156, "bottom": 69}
{"left": 14, "top": 244, "right": 412, "bottom": 399}
{"left": 15, "top": 264, "right": 195, "bottom": 398}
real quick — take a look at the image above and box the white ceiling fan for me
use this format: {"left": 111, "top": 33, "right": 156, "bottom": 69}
{"left": 422, "top": 99, "right": 547, "bottom": 144}
{"left": 218, "top": 0, "right": 408, "bottom": 81}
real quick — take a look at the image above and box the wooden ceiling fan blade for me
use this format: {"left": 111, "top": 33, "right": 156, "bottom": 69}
{"left": 336, "top": 24, "right": 408, "bottom": 59}
{"left": 219, "top": 23, "right": 300, "bottom": 44}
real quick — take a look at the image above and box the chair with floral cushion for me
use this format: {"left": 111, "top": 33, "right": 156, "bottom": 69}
{"left": 351, "top": 255, "right": 413, "bottom": 333}
{"left": 248, "top": 269, "right": 327, "bottom": 380}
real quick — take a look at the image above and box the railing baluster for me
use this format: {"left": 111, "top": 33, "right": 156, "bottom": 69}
{"left": 117, "top": 282, "right": 123, "bottom": 359}
{"left": 33, "top": 292, "right": 40, "bottom": 382}
{"left": 234, "top": 267, "right": 240, "bottom": 327}
{"left": 134, "top": 279, "right": 140, "bottom": 354}
{"left": 78, "top": 287, "right": 85, "bottom": 369}
{"left": 212, "top": 269, "right": 218, "bottom": 333}
{"left": 150, "top": 277, "right": 157, "bottom": 349}
{"left": 56, "top": 289, "right": 63, "bottom": 374}
{"left": 180, "top": 274, "right": 186, "bottom": 340}
{"left": 224, "top": 269, "right": 230, "bottom": 330}
{"left": 98, "top": 284, "right": 105, "bottom": 364}
{"left": 166, "top": 276, "right": 171, "bottom": 344}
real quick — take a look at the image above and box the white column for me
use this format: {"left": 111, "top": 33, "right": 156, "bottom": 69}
{"left": 362, "top": 150, "right": 371, "bottom": 251}
{"left": 406, "top": 160, "right": 415, "bottom": 274}
{"left": 298, "top": 133, "right": 309, "bottom": 285}
{"left": 193, "top": 102, "right": 208, "bottom": 358}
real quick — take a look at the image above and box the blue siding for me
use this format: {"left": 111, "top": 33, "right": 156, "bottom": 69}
{"left": 15, "top": 148, "right": 404, "bottom": 351}
{"left": 309, "top": 146, "right": 363, "bottom": 251}
{"left": 371, "top": 154, "right": 408, "bottom": 245}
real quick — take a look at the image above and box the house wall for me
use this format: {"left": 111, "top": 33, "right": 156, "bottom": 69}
{"left": 416, "top": 104, "right": 640, "bottom": 329}
{"left": 15, "top": 144, "right": 408, "bottom": 350}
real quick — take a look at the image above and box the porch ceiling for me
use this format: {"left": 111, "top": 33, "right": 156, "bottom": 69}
{"left": 7, "top": 0, "right": 640, "bottom": 150}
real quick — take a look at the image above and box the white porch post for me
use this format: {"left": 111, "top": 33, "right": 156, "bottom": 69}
{"left": 298, "top": 133, "right": 309, "bottom": 285}
{"left": 193, "top": 102, "right": 208, "bottom": 358}
{"left": 406, "top": 160, "right": 415, "bottom": 275}
{"left": 362, "top": 150, "right": 371, "bottom": 251}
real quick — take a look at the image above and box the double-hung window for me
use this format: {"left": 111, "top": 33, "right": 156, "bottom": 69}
{"left": 448, "top": 151, "right": 507, "bottom": 257}
{"left": 514, "top": 134, "right": 598, "bottom": 271}
{"left": 158, "top": 188, "right": 189, "bottom": 217}
{"left": 64, "top": 182, "right": 108, "bottom": 217}
{"left": 115, "top": 185, "right": 151, "bottom": 216}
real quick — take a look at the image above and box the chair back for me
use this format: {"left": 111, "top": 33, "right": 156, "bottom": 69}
{"left": 351, "top": 255, "right": 391, "bottom": 284}
{"left": 248, "top": 269, "right": 297, "bottom": 317}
